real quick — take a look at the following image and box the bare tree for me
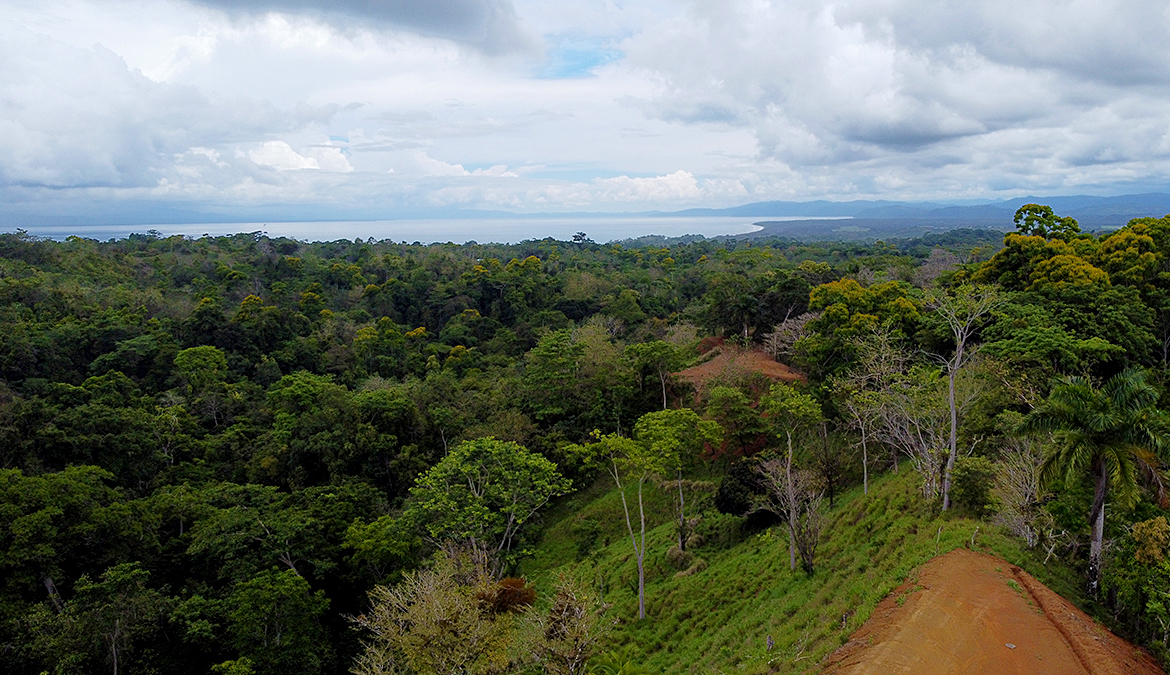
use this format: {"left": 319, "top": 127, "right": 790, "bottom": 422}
{"left": 836, "top": 389, "right": 879, "bottom": 495}
{"left": 991, "top": 434, "right": 1051, "bottom": 548}
{"left": 874, "top": 359, "right": 993, "bottom": 501}
{"left": 913, "top": 248, "right": 961, "bottom": 288}
{"left": 759, "top": 385, "right": 824, "bottom": 571}
{"left": 753, "top": 456, "right": 825, "bottom": 576}
{"left": 524, "top": 577, "right": 612, "bottom": 675}
{"left": 762, "top": 311, "right": 821, "bottom": 362}
{"left": 926, "top": 283, "right": 999, "bottom": 510}
{"left": 835, "top": 324, "right": 914, "bottom": 488}
{"left": 871, "top": 371, "right": 951, "bottom": 499}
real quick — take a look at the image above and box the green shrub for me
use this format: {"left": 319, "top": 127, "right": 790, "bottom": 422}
{"left": 951, "top": 456, "right": 996, "bottom": 513}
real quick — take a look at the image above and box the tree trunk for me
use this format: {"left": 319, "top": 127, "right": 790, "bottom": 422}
{"left": 660, "top": 371, "right": 668, "bottom": 411}
{"left": 637, "top": 477, "right": 647, "bottom": 619}
{"left": 677, "top": 467, "right": 686, "bottom": 551}
{"left": 1088, "top": 457, "right": 1108, "bottom": 595}
{"left": 614, "top": 467, "right": 647, "bottom": 620}
{"left": 786, "top": 430, "right": 796, "bottom": 572}
{"left": 941, "top": 354, "right": 960, "bottom": 510}
{"left": 861, "top": 430, "right": 868, "bottom": 496}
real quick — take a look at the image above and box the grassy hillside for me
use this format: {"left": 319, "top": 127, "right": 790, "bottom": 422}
{"left": 522, "top": 469, "right": 1085, "bottom": 675}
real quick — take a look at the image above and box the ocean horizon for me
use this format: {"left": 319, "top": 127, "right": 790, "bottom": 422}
{"left": 6, "top": 215, "right": 852, "bottom": 245}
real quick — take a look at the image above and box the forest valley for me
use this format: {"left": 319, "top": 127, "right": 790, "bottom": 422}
{"left": 2, "top": 205, "right": 1170, "bottom": 675}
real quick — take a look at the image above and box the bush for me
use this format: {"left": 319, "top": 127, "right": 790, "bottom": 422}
{"left": 951, "top": 456, "right": 996, "bottom": 513}
{"left": 665, "top": 546, "right": 694, "bottom": 571}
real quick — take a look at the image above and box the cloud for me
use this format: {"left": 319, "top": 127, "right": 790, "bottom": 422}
{"left": 247, "top": 140, "right": 353, "bottom": 171}
{"left": 620, "top": 0, "right": 1170, "bottom": 195}
{"left": 0, "top": 24, "right": 348, "bottom": 190}
{"left": 185, "top": 0, "right": 536, "bottom": 53}
{"left": 592, "top": 170, "right": 701, "bottom": 202}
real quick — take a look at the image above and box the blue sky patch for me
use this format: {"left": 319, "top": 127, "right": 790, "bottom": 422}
{"left": 538, "top": 37, "right": 622, "bottom": 79}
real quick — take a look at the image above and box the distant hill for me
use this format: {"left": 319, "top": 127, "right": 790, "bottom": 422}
{"left": 6, "top": 193, "right": 1169, "bottom": 235}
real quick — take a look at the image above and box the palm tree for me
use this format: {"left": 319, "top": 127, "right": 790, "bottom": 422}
{"left": 1021, "top": 368, "right": 1169, "bottom": 593}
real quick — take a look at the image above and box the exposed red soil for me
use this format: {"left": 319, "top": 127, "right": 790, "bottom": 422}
{"left": 674, "top": 347, "right": 804, "bottom": 390}
{"left": 820, "top": 548, "right": 1165, "bottom": 675}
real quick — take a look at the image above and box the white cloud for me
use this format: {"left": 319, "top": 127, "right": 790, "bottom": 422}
{"left": 618, "top": 0, "right": 1170, "bottom": 196}
{"left": 7, "top": 0, "right": 1170, "bottom": 224}
{"left": 247, "top": 141, "right": 354, "bottom": 172}
{"left": 249, "top": 141, "right": 320, "bottom": 170}
{"left": 592, "top": 170, "right": 701, "bottom": 202}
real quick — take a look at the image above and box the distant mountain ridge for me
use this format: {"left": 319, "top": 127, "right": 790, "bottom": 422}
{"left": 660, "top": 192, "right": 1170, "bottom": 228}
{"left": 4, "top": 193, "right": 1169, "bottom": 231}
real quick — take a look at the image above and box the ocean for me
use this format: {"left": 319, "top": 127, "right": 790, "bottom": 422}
{"left": 10, "top": 216, "right": 846, "bottom": 244}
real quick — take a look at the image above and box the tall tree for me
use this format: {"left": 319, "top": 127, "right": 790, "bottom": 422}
{"left": 925, "top": 283, "right": 999, "bottom": 510}
{"left": 759, "top": 384, "right": 824, "bottom": 571}
{"left": 634, "top": 408, "right": 721, "bottom": 551}
{"left": 1021, "top": 368, "right": 1170, "bottom": 593}
{"left": 567, "top": 416, "right": 706, "bottom": 620}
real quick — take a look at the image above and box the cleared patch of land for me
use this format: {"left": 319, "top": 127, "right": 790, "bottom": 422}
{"left": 821, "top": 548, "right": 1164, "bottom": 675}
{"left": 674, "top": 347, "right": 803, "bottom": 390}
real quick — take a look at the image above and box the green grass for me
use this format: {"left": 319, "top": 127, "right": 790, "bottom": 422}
{"left": 521, "top": 469, "right": 1085, "bottom": 675}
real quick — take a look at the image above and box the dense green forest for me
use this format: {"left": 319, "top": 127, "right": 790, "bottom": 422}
{"left": 2, "top": 209, "right": 1170, "bottom": 675}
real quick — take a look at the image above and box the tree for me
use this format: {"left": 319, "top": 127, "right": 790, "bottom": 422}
{"left": 834, "top": 386, "right": 880, "bottom": 495}
{"left": 633, "top": 408, "right": 721, "bottom": 551}
{"left": 524, "top": 329, "right": 585, "bottom": 422}
{"left": 925, "top": 283, "right": 999, "bottom": 510}
{"left": 753, "top": 456, "right": 825, "bottom": 576}
{"left": 28, "top": 562, "right": 167, "bottom": 675}
{"left": 759, "top": 384, "right": 824, "bottom": 571}
{"left": 624, "top": 341, "right": 681, "bottom": 410}
{"left": 351, "top": 547, "right": 512, "bottom": 675}
{"left": 567, "top": 422, "right": 685, "bottom": 620}
{"left": 871, "top": 366, "right": 954, "bottom": 500}
{"left": 173, "top": 345, "right": 229, "bottom": 424}
{"left": 227, "top": 569, "right": 330, "bottom": 675}
{"left": 704, "top": 386, "right": 764, "bottom": 457}
{"left": 523, "top": 576, "right": 611, "bottom": 675}
{"left": 405, "top": 437, "right": 571, "bottom": 576}
{"left": 1013, "top": 204, "right": 1081, "bottom": 240}
{"left": 1021, "top": 368, "right": 1170, "bottom": 594}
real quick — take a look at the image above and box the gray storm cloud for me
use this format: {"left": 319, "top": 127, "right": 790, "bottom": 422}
{"left": 189, "top": 0, "right": 534, "bottom": 53}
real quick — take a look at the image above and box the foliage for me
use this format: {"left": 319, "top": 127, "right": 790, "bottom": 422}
{"left": 1022, "top": 368, "right": 1170, "bottom": 592}
{"left": 950, "top": 455, "right": 997, "bottom": 514}
{"left": 352, "top": 547, "right": 512, "bottom": 675}
{"left": 227, "top": 568, "right": 331, "bottom": 675}
{"left": 405, "top": 437, "right": 572, "bottom": 574}
{"left": 4, "top": 217, "right": 1170, "bottom": 673}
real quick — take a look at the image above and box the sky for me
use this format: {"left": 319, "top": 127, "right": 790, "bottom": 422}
{"left": 4, "top": 0, "right": 1170, "bottom": 222}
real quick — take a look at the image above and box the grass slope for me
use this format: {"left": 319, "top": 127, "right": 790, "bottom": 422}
{"left": 522, "top": 469, "right": 1084, "bottom": 674}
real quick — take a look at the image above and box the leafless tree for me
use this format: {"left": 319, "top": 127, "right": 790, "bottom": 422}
{"left": 913, "top": 248, "right": 961, "bottom": 288}
{"left": 992, "top": 434, "right": 1052, "bottom": 548}
{"left": 753, "top": 453, "right": 826, "bottom": 575}
{"left": 762, "top": 311, "right": 821, "bottom": 362}
{"left": 926, "top": 283, "right": 1000, "bottom": 510}
{"left": 835, "top": 324, "right": 914, "bottom": 485}
{"left": 871, "top": 373, "right": 950, "bottom": 500}
{"left": 523, "top": 577, "right": 611, "bottom": 675}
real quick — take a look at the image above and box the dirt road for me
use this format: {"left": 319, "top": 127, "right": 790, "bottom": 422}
{"left": 820, "top": 548, "right": 1164, "bottom": 675}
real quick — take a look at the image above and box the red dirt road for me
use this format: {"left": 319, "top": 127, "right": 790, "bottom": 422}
{"left": 821, "top": 548, "right": 1165, "bottom": 675}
